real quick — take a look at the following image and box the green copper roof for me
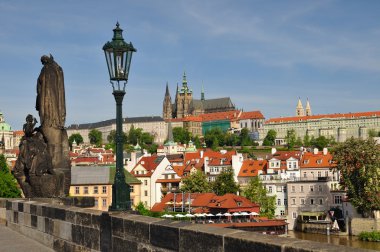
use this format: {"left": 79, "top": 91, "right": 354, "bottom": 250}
{"left": 109, "top": 166, "right": 141, "bottom": 184}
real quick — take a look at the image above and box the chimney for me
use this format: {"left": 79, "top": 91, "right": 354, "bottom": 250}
{"left": 313, "top": 148, "right": 318, "bottom": 155}
{"left": 323, "top": 148, "right": 328, "bottom": 155}
{"left": 271, "top": 148, "right": 277, "bottom": 155}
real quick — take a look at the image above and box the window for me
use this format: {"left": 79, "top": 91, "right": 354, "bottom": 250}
{"left": 94, "top": 199, "right": 98, "bottom": 207}
{"left": 292, "top": 198, "right": 296, "bottom": 205}
{"left": 291, "top": 186, "right": 295, "bottom": 193}
{"left": 280, "top": 210, "right": 285, "bottom": 216}
{"left": 144, "top": 190, "right": 148, "bottom": 196}
{"left": 325, "top": 171, "right": 329, "bottom": 177}
{"left": 75, "top": 186, "right": 80, "bottom": 194}
{"left": 84, "top": 186, "right": 89, "bottom": 194}
{"left": 318, "top": 171, "right": 321, "bottom": 177}
{"left": 310, "top": 186, "right": 314, "bottom": 192}
{"left": 334, "top": 195, "right": 342, "bottom": 204}
{"left": 300, "top": 186, "right": 304, "bottom": 192}
{"left": 102, "top": 198, "right": 107, "bottom": 207}
{"left": 144, "top": 180, "right": 148, "bottom": 186}
{"left": 268, "top": 186, "right": 273, "bottom": 193}
{"left": 130, "top": 185, "right": 134, "bottom": 193}
{"left": 283, "top": 186, "right": 287, "bottom": 193}
{"left": 292, "top": 212, "right": 297, "bottom": 219}
{"left": 277, "top": 199, "right": 281, "bottom": 205}
{"left": 318, "top": 185, "right": 322, "bottom": 192}
{"left": 303, "top": 172, "right": 307, "bottom": 178}
{"left": 310, "top": 199, "right": 314, "bottom": 205}
{"left": 102, "top": 186, "right": 107, "bottom": 194}
{"left": 93, "top": 186, "right": 98, "bottom": 194}
{"left": 301, "top": 198, "right": 305, "bottom": 205}
{"left": 319, "top": 198, "right": 323, "bottom": 205}
{"left": 284, "top": 199, "right": 288, "bottom": 206}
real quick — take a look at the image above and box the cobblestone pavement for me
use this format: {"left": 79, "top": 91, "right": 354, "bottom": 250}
{"left": 0, "top": 224, "right": 53, "bottom": 252}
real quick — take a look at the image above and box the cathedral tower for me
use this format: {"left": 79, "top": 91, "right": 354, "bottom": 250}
{"left": 163, "top": 82, "right": 173, "bottom": 120}
{"left": 175, "top": 72, "right": 193, "bottom": 118}
{"left": 305, "top": 98, "right": 312, "bottom": 116}
{"left": 296, "top": 97, "right": 304, "bottom": 117}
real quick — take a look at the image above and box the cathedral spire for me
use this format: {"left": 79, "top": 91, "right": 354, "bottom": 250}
{"left": 182, "top": 71, "right": 188, "bottom": 88}
{"left": 201, "top": 82, "right": 205, "bottom": 101}
{"left": 296, "top": 97, "right": 304, "bottom": 117}
{"left": 165, "top": 82, "right": 170, "bottom": 96}
{"left": 163, "top": 82, "right": 173, "bottom": 120}
{"left": 305, "top": 98, "right": 312, "bottom": 116}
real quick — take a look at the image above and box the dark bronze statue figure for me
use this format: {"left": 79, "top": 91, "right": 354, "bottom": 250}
{"left": 13, "top": 55, "right": 71, "bottom": 198}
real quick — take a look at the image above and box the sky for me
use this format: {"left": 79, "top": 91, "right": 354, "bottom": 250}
{"left": 0, "top": 0, "right": 380, "bottom": 130}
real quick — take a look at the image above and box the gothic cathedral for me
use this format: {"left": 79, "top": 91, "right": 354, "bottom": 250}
{"left": 163, "top": 72, "right": 236, "bottom": 120}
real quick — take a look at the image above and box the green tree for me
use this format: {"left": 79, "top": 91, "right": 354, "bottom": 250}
{"left": 368, "top": 129, "right": 378, "bottom": 138}
{"left": 204, "top": 127, "right": 225, "bottom": 148}
{"left": 311, "top": 136, "right": 329, "bottom": 150}
{"left": 107, "top": 130, "right": 127, "bottom": 145}
{"left": 262, "top": 130, "right": 276, "bottom": 146}
{"left": 172, "top": 127, "right": 192, "bottom": 144}
{"left": 225, "top": 132, "right": 239, "bottom": 147}
{"left": 303, "top": 133, "right": 311, "bottom": 147}
{"left": 212, "top": 168, "right": 239, "bottom": 196}
{"left": 180, "top": 170, "right": 211, "bottom": 193}
{"left": 128, "top": 125, "right": 143, "bottom": 145}
{"left": 240, "top": 128, "right": 253, "bottom": 146}
{"left": 285, "top": 129, "right": 297, "bottom": 150}
{"left": 193, "top": 136, "right": 202, "bottom": 149}
{"left": 0, "top": 155, "right": 21, "bottom": 198}
{"left": 140, "top": 132, "right": 154, "bottom": 145}
{"left": 88, "top": 129, "right": 102, "bottom": 146}
{"left": 243, "top": 176, "right": 276, "bottom": 218}
{"left": 68, "top": 133, "right": 83, "bottom": 147}
{"left": 333, "top": 137, "right": 380, "bottom": 215}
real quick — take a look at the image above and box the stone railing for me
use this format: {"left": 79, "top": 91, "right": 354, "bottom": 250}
{"left": 0, "top": 198, "right": 371, "bottom": 252}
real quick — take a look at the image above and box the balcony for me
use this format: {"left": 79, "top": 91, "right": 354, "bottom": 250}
{"left": 161, "top": 187, "right": 180, "bottom": 193}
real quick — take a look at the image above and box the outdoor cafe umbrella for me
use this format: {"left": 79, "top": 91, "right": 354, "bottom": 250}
{"left": 250, "top": 212, "right": 259, "bottom": 216}
{"left": 223, "top": 212, "right": 232, "bottom": 217}
{"left": 240, "top": 212, "right": 250, "bottom": 221}
{"left": 216, "top": 213, "right": 223, "bottom": 221}
{"left": 175, "top": 214, "right": 185, "bottom": 219}
{"left": 162, "top": 214, "right": 174, "bottom": 218}
{"left": 206, "top": 213, "right": 214, "bottom": 221}
{"left": 232, "top": 212, "right": 241, "bottom": 221}
{"left": 185, "top": 213, "right": 195, "bottom": 218}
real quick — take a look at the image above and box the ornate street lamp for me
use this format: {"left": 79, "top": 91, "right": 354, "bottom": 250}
{"left": 103, "top": 22, "right": 136, "bottom": 211}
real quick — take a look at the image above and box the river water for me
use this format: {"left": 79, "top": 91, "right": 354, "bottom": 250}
{"left": 286, "top": 231, "right": 380, "bottom": 251}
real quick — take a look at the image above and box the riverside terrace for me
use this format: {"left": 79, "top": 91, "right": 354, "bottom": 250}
{"left": 0, "top": 198, "right": 373, "bottom": 252}
{"left": 161, "top": 212, "right": 288, "bottom": 235}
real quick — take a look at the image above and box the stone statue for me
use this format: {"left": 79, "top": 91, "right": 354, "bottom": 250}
{"left": 13, "top": 55, "right": 71, "bottom": 198}
{"left": 36, "top": 54, "right": 66, "bottom": 129}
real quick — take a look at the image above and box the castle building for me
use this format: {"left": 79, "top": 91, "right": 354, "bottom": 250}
{"left": 163, "top": 72, "right": 236, "bottom": 120}
{"left": 259, "top": 99, "right": 380, "bottom": 144}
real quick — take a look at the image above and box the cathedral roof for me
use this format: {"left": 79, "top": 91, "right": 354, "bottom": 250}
{"left": 191, "top": 97, "right": 234, "bottom": 111}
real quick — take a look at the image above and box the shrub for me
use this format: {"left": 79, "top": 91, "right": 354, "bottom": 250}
{"left": 358, "top": 231, "right": 380, "bottom": 242}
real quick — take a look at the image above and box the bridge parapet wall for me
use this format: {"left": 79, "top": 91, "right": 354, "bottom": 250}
{"left": 0, "top": 198, "right": 369, "bottom": 252}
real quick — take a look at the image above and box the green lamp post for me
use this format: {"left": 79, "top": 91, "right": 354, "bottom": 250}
{"left": 103, "top": 22, "right": 136, "bottom": 211}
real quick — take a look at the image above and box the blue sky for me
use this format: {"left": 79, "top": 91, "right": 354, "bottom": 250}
{"left": 0, "top": 0, "right": 379, "bottom": 130}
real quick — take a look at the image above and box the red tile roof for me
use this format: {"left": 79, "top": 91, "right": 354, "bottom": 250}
{"left": 131, "top": 156, "right": 165, "bottom": 177}
{"left": 200, "top": 110, "right": 241, "bottom": 122}
{"left": 151, "top": 193, "right": 260, "bottom": 213}
{"left": 240, "top": 111, "right": 265, "bottom": 120}
{"left": 266, "top": 111, "right": 380, "bottom": 124}
{"left": 300, "top": 151, "right": 334, "bottom": 169}
{"left": 238, "top": 160, "right": 267, "bottom": 177}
